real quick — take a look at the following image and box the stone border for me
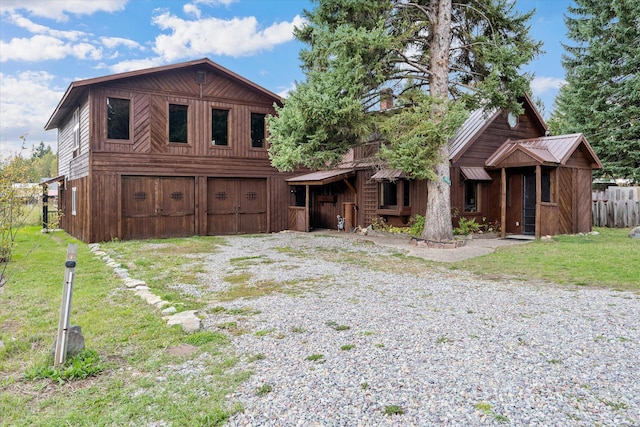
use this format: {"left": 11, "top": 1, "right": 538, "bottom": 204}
{"left": 409, "top": 237, "right": 467, "bottom": 249}
{"left": 87, "top": 243, "right": 201, "bottom": 333}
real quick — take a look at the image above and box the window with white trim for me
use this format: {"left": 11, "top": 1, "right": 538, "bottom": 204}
{"left": 72, "top": 108, "right": 80, "bottom": 152}
{"left": 72, "top": 187, "right": 77, "bottom": 216}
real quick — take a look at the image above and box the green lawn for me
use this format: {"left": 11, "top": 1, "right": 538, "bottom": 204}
{"left": 453, "top": 227, "right": 640, "bottom": 291}
{"left": 0, "top": 227, "right": 244, "bottom": 427}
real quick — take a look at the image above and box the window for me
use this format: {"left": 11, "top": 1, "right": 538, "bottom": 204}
{"left": 72, "top": 108, "right": 80, "bottom": 152}
{"left": 251, "top": 113, "right": 266, "bottom": 148}
{"left": 541, "top": 168, "right": 555, "bottom": 203}
{"left": 464, "top": 181, "right": 478, "bottom": 212}
{"left": 71, "top": 187, "right": 77, "bottom": 216}
{"left": 211, "top": 109, "right": 229, "bottom": 146}
{"left": 107, "top": 97, "right": 130, "bottom": 140}
{"left": 402, "top": 180, "right": 410, "bottom": 207}
{"left": 379, "top": 181, "right": 398, "bottom": 209}
{"left": 169, "top": 104, "right": 188, "bottom": 143}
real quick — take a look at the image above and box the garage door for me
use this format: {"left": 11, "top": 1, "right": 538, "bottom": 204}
{"left": 122, "top": 176, "right": 195, "bottom": 239}
{"left": 207, "top": 178, "right": 267, "bottom": 234}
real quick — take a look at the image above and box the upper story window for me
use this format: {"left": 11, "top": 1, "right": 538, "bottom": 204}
{"left": 107, "top": 97, "right": 130, "bottom": 140}
{"left": 169, "top": 104, "right": 189, "bottom": 143}
{"left": 72, "top": 108, "right": 80, "bottom": 152}
{"left": 251, "top": 113, "right": 266, "bottom": 148}
{"left": 211, "top": 109, "right": 229, "bottom": 146}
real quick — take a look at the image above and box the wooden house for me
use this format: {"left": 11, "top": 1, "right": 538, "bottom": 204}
{"left": 45, "top": 58, "right": 298, "bottom": 243}
{"left": 286, "top": 95, "right": 603, "bottom": 238}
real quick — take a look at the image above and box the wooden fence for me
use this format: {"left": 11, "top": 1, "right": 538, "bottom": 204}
{"left": 592, "top": 187, "right": 640, "bottom": 227}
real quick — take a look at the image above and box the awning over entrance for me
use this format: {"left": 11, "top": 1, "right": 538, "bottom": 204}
{"left": 460, "top": 167, "right": 492, "bottom": 181}
{"left": 370, "top": 169, "right": 407, "bottom": 181}
{"left": 286, "top": 169, "right": 355, "bottom": 186}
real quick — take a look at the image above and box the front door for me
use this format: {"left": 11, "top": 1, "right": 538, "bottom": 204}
{"left": 522, "top": 172, "right": 536, "bottom": 235}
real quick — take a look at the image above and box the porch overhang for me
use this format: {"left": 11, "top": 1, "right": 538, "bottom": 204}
{"left": 460, "top": 167, "right": 492, "bottom": 181}
{"left": 286, "top": 169, "right": 355, "bottom": 186}
{"left": 370, "top": 169, "right": 407, "bottom": 181}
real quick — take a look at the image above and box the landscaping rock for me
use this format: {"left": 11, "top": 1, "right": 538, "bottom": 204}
{"left": 166, "top": 310, "right": 201, "bottom": 333}
{"left": 629, "top": 226, "right": 640, "bottom": 239}
{"left": 123, "top": 278, "right": 147, "bottom": 288}
{"left": 162, "top": 306, "right": 177, "bottom": 315}
{"left": 50, "top": 325, "right": 85, "bottom": 358}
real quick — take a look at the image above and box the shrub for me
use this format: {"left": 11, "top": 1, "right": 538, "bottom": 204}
{"left": 453, "top": 217, "right": 481, "bottom": 235}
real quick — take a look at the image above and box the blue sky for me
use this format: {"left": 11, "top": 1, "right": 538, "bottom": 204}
{"left": 0, "top": 0, "right": 572, "bottom": 156}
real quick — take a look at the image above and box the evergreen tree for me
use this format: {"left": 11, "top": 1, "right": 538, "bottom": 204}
{"left": 268, "top": 0, "right": 541, "bottom": 241}
{"left": 549, "top": 0, "right": 640, "bottom": 183}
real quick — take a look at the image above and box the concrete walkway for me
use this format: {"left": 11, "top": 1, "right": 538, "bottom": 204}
{"left": 313, "top": 229, "right": 532, "bottom": 262}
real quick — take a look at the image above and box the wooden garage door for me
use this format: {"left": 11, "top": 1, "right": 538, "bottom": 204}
{"left": 122, "top": 176, "right": 195, "bottom": 240}
{"left": 207, "top": 178, "right": 267, "bottom": 235}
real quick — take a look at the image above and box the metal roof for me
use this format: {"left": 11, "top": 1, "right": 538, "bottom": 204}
{"left": 286, "top": 169, "right": 355, "bottom": 185}
{"left": 485, "top": 133, "right": 603, "bottom": 169}
{"left": 370, "top": 169, "right": 407, "bottom": 181}
{"left": 460, "top": 167, "right": 492, "bottom": 181}
{"left": 449, "top": 108, "right": 500, "bottom": 161}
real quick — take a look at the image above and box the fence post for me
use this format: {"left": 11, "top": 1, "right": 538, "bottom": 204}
{"left": 54, "top": 244, "right": 78, "bottom": 368}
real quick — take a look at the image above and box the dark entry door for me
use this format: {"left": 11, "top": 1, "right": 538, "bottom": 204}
{"left": 522, "top": 172, "right": 536, "bottom": 235}
{"left": 207, "top": 178, "right": 267, "bottom": 234}
{"left": 122, "top": 176, "right": 195, "bottom": 240}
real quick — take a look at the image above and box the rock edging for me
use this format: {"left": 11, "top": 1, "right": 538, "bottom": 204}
{"left": 409, "top": 237, "right": 467, "bottom": 249}
{"left": 87, "top": 243, "right": 200, "bottom": 333}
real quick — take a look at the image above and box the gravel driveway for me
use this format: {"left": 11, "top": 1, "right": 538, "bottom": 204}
{"left": 195, "top": 232, "right": 639, "bottom": 426}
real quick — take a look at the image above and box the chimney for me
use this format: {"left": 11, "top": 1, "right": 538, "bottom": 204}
{"left": 380, "top": 88, "right": 394, "bottom": 111}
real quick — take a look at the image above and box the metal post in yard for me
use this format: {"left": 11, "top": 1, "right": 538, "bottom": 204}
{"left": 54, "top": 244, "right": 78, "bottom": 368}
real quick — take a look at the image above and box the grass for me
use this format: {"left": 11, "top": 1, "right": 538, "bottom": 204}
{"left": 453, "top": 228, "right": 640, "bottom": 291}
{"left": 0, "top": 227, "right": 245, "bottom": 426}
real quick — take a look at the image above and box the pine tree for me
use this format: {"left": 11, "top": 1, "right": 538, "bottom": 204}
{"left": 549, "top": 0, "right": 640, "bottom": 183}
{"left": 268, "top": 0, "right": 541, "bottom": 241}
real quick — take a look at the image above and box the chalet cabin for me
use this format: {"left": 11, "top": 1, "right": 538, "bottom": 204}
{"left": 45, "top": 58, "right": 298, "bottom": 243}
{"left": 287, "top": 94, "right": 603, "bottom": 238}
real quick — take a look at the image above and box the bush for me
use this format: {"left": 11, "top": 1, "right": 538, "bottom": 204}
{"left": 453, "top": 217, "right": 481, "bottom": 235}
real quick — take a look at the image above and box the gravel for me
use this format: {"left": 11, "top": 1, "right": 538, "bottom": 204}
{"left": 194, "top": 232, "right": 639, "bottom": 426}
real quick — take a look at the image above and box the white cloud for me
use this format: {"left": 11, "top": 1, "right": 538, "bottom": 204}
{"left": 152, "top": 12, "right": 306, "bottom": 60}
{"left": 0, "top": 35, "right": 102, "bottom": 61}
{"left": 108, "top": 57, "right": 165, "bottom": 74}
{"left": 0, "top": 0, "right": 128, "bottom": 22}
{"left": 277, "top": 83, "right": 296, "bottom": 99}
{"left": 7, "top": 12, "right": 87, "bottom": 40}
{"left": 531, "top": 76, "right": 566, "bottom": 95}
{"left": 194, "top": 0, "right": 239, "bottom": 5}
{"left": 0, "top": 71, "right": 63, "bottom": 153}
{"left": 183, "top": 4, "right": 201, "bottom": 18}
{"left": 100, "top": 36, "right": 143, "bottom": 50}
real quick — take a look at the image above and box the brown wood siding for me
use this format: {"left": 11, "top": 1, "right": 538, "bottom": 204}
{"left": 60, "top": 177, "right": 89, "bottom": 242}
{"left": 539, "top": 203, "right": 559, "bottom": 236}
{"left": 90, "top": 173, "right": 119, "bottom": 242}
{"left": 558, "top": 168, "right": 573, "bottom": 234}
{"left": 90, "top": 87, "right": 275, "bottom": 159}
{"left": 454, "top": 111, "right": 545, "bottom": 167}
{"left": 575, "top": 168, "right": 593, "bottom": 232}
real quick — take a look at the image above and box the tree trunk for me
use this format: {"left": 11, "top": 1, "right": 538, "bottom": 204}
{"left": 422, "top": 0, "right": 454, "bottom": 242}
